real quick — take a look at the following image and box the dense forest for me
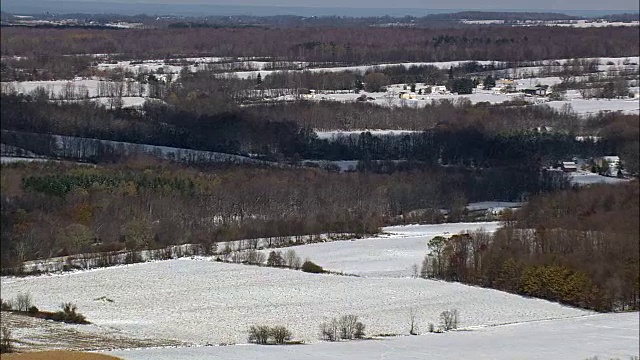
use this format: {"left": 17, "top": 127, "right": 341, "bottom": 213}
{"left": 2, "top": 26, "right": 638, "bottom": 63}
{"left": 0, "top": 159, "right": 570, "bottom": 272}
{"left": 425, "top": 182, "right": 639, "bottom": 312}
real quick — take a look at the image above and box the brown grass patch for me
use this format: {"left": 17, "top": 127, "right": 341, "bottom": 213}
{"left": 0, "top": 350, "right": 122, "bottom": 360}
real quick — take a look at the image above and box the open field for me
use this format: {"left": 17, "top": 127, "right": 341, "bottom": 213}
{"left": 1, "top": 224, "right": 590, "bottom": 346}
{"left": 257, "top": 222, "right": 501, "bottom": 278}
{"left": 105, "top": 312, "right": 639, "bottom": 360}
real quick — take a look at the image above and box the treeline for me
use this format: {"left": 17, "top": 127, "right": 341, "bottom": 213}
{"left": 2, "top": 26, "right": 638, "bottom": 63}
{"left": 1, "top": 94, "right": 621, "bottom": 168}
{"left": 0, "top": 160, "right": 568, "bottom": 270}
{"left": 424, "top": 182, "right": 639, "bottom": 311}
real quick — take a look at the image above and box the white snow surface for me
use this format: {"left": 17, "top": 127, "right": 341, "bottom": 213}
{"left": 0, "top": 258, "right": 590, "bottom": 345}
{"left": 466, "top": 202, "right": 524, "bottom": 212}
{"left": 106, "top": 312, "right": 639, "bottom": 360}
{"left": 569, "top": 172, "right": 631, "bottom": 185}
{"left": 545, "top": 98, "right": 640, "bottom": 115}
{"left": 1, "top": 223, "right": 592, "bottom": 346}
{"left": 315, "top": 130, "right": 419, "bottom": 139}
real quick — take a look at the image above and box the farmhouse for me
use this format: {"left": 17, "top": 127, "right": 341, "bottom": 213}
{"left": 399, "top": 92, "right": 417, "bottom": 100}
{"left": 562, "top": 161, "right": 578, "bottom": 172}
{"left": 523, "top": 85, "right": 548, "bottom": 96}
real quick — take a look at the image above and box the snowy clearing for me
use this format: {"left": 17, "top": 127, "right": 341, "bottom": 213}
{"left": 569, "top": 172, "right": 631, "bottom": 185}
{"left": 260, "top": 222, "right": 501, "bottom": 277}
{"left": 105, "top": 312, "right": 639, "bottom": 360}
{"left": 545, "top": 98, "right": 640, "bottom": 115}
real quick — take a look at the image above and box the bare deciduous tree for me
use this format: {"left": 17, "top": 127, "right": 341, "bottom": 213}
{"left": 439, "top": 309, "right": 459, "bottom": 331}
{"left": 408, "top": 308, "right": 419, "bottom": 335}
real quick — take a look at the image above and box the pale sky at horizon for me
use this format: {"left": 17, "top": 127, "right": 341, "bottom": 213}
{"left": 30, "top": 0, "right": 640, "bottom": 10}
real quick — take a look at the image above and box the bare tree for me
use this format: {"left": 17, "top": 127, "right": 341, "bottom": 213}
{"left": 284, "top": 249, "right": 300, "bottom": 269}
{"left": 339, "top": 315, "right": 359, "bottom": 340}
{"left": 411, "top": 263, "right": 419, "bottom": 278}
{"left": 270, "top": 326, "right": 292, "bottom": 344}
{"left": 439, "top": 309, "right": 459, "bottom": 331}
{"left": 15, "top": 292, "right": 33, "bottom": 312}
{"left": 420, "top": 255, "right": 429, "bottom": 278}
{"left": 320, "top": 318, "right": 340, "bottom": 341}
{"left": 248, "top": 325, "right": 271, "bottom": 345}
{"left": 408, "top": 308, "right": 419, "bottom": 335}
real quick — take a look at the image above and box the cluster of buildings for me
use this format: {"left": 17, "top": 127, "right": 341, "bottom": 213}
{"left": 561, "top": 156, "right": 622, "bottom": 177}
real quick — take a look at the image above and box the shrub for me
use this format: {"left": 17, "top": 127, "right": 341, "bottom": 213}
{"left": 301, "top": 260, "right": 324, "bottom": 274}
{"left": 0, "top": 299, "right": 12, "bottom": 311}
{"left": 270, "top": 325, "right": 292, "bottom": 344}
{"left": 266, "top": 251, "right": 284, "bottom": 267}
{"left": 0, "top": 324, "right": 12, "bottom": 353}
{"left": 27, "top": 305, "right": 39, "bottom": 314}
{"left": 428, "top": 323, "right": 435, "bottom": 333}
{"left": 49, "top": 302, "right": 88, "bottom": 324}
{"left": 354, "top": 322, "right": 365, "bottom": 339}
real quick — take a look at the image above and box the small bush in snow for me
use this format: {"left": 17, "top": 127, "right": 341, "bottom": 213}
{"left": 428, "top": 323, "right": 435, "bottom": 333}
{"left": 301, "top": 260, "right": 324, "bottom": 274}
{"left": 354, "top": 322, "right": 366, "bottom": 339}
{"left": 0, "top": 299, "right": 12, "bottom": 311}
{"left": 49, "top": 302, "right": 88, "bottom": 324}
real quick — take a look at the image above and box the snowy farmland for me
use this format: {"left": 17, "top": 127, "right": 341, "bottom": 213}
{"left": 1, "top": 223, "right": 592, "bottom": 348}
{"left": 0, "top": 259, "right": 591, "bottom": 345}
{"left": 106, "top": 312, "right": 640, "bottom": 360}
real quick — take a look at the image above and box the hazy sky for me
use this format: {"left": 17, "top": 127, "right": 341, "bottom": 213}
{"left": 38, "top": 0, "right": 640, "bottom": 10}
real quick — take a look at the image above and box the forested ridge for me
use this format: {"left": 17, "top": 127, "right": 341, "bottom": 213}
{"left": 0, "top": 160, "right": 539, "bottom": 271}
{"left": 2, "top": 26, "right": 638, "bottom": 62}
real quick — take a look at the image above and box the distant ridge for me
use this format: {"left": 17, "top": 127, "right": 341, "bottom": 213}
{"left": 1, "top": 0, "right": 637, "bottom": 17}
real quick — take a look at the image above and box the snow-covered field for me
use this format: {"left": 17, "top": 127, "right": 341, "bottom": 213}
{"left": 546, "top": 98, "right": 640, "bottom": 115}
{"left": 4, "top": 222, "right": 637, "bottom": 358}
{"left": 569, "top": 171, "right": 631, "bottom": 185}
{"left": 261, "top": 222, "right": 500, "bottom": 278}
{"left": 1, "top": 223, "right": 593, "bottom": 347}
{"left": 0, "top": 258, "right": 590, "bottom": 345}
{"left": 547, "top": 20, "right": 640, "bottom": 28}
{"left": 106, "top": 312, "right": 640, "bottom": 360}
